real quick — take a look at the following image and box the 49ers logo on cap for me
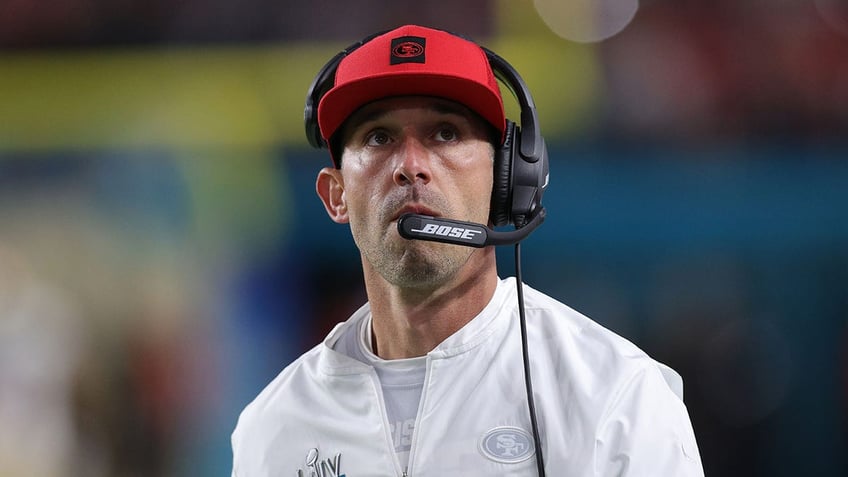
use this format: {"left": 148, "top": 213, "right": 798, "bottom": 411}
{"left": 390, "top": 36, "right": 426, "bottom": 64}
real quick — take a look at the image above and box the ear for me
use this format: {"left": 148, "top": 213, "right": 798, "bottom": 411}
{"left": 316, "top": 167, "right": 349, "bottom": 224}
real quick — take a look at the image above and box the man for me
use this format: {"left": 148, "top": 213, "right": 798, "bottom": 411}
{"left": 232, "top": 24, "right": 704, "bottom": 476}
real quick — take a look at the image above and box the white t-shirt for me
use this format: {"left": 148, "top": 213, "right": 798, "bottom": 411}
{"left": 334, "top": 316, "right": 426, "bottom": 471}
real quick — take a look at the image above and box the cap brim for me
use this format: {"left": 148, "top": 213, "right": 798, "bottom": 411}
{"left": 318, "top": 72, "right": 506, "bottom": 144}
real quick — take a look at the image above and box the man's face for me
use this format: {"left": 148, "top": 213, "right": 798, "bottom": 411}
{"left": 318, "top": 96, "right": 496, "bottom": 289}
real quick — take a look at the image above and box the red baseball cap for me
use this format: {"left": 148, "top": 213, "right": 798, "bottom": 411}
{"left": 317, "top": 25, "right": 506, "bottom": 154}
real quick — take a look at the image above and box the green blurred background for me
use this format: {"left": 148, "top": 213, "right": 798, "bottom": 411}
{"left": 1, "top": 0, "right": 847, "bottom": 475}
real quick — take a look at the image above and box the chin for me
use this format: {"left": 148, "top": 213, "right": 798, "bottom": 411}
{"left": 390, "top": 248, "right": 466, "bottom": 286}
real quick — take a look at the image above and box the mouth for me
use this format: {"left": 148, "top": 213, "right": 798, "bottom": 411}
{"left": 392, "top": 204, "right": 440, "bottom": 221}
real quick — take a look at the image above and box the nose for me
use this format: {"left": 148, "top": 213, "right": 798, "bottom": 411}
{"left": 393, "top": 136, "right": 432, "bottom": 186}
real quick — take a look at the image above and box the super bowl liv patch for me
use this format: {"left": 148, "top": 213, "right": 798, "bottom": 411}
{"left": 296, "top": 448, "right": 345, "bottom": 477}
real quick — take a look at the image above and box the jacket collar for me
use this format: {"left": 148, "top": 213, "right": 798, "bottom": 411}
{"left": 318, "top": 278, "right": 516, "bottom": 375}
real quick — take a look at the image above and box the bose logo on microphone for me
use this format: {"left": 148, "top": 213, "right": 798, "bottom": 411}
{"left": 411, "top": 223, "right": 483, "bottom": 241}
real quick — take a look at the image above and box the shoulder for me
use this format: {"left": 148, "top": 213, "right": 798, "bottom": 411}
{"left": 234, "top": 343, "right": 323, "bottom": 433}
{"left": 520, "top": 282, "right": 651, "bottom": 370}
{"left": 518, "top": 281, "right": 684, "bottom": 414}
{"left": 230, "top": 343, "right": 324, "bottom": 474}
{"left": 516, "top": 282, "right": 703, "bottom": 474}
{"left": 232, "top": 312, "right": 372, "bottom": 448}
{"left": 233, "top": 313, "right": 366, "bottom": 431}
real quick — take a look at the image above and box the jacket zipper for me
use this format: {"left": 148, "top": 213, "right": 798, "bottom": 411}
{"left": 403, "top": 357, "right": 433, "bottom": 477}
{"left": 369, "top": 371, "right": 407, "bottom": 476}
{"left": 373, "top": 357, "right": 432, "bottom": 477}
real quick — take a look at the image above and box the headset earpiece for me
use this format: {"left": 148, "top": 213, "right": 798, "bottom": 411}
{"left": 482, "top": 48, "right": 548, "bottom": 228}
{"left": 509, "top": 131, "right": 548, "bottom": 227}
{"left": 491, "top": 120, "right": 515, "bottom": 227}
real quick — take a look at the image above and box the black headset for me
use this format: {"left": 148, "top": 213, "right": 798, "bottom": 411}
{"left": 303, "top": 30, "right": 549, "bottom": 229}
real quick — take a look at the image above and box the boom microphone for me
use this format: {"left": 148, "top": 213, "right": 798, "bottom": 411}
{"left": 397, "top": 208, "right": 546, "bottom": 247}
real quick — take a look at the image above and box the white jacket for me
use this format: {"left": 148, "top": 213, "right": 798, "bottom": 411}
{"left": 232, "top": 278, "right": 704, "bottom": 476}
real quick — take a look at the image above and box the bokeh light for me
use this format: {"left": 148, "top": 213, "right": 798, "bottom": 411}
{"left": 533, "top": 0, "right": 639, "bottom": 43}
{"left": 816, "top": 0, "right": 848, "bottom": 36}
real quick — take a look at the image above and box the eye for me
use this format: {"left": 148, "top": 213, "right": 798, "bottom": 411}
{"left": 365, "top": 130, "right": 392, "bottom": 147}
{"left": 434, "top": 126, "right": 458, "bottom": 142}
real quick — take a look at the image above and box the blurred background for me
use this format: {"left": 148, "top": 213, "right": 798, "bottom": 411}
{"left": 1, "top": 0, "right": 847, "bottom": 475}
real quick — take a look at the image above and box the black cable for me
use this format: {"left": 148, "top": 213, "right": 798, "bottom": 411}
{"left": 515, "top": 242, "right": 545, "bottom": 476}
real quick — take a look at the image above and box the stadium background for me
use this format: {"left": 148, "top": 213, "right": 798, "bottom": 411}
{"left": 1, "top": 0, "right": 846, "bottom": 475}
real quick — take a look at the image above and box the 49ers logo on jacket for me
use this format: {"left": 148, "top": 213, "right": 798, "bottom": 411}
{"left": 479, "top": 426, "right": 535, "bottom": 464}
{"left": 296, "top": 448, "right": 345, "bottom": 477}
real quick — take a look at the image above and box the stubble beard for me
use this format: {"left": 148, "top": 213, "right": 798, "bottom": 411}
{"left": 353, "top": 189, "right": 475, "bottom": 290}
{"left": 372, "top": 237, "right": 469, "bottom": 289}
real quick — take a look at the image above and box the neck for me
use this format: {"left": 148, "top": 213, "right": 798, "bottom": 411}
{"left": 364, "top": 249, "right": 499, "bottom": 360}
